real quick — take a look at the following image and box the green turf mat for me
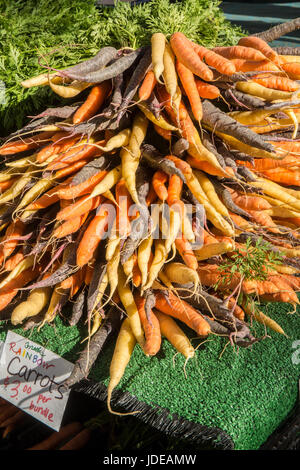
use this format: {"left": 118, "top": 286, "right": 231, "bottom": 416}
{"left": 1, "top": 302, "right": 300, "bottom": 450}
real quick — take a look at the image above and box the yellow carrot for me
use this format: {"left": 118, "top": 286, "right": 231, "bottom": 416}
{"left": 121, "top": 112, "right": 148, "bottom": 204}
{"left": 163, "top": 42, "right": 177, "bottom": 99}
{"left": 138, "top": 235, "right": 153, "bottom": 287}
{"left": 236, "top": 81, "right": 294, "bottom": 101}
{"left": 117, "top": 265, "right": 145, "bottom": 347}
{"left": 151, "top": 33, "right": 166, "bottom": 82}
{"left": 107, "top": 318, "right": 137, "bottom": 415}
{"left": 11, "top": 287, "right": 52, "bottom": 325}
{"left": 155, "top": 310, "right": 195, "bottom": 360}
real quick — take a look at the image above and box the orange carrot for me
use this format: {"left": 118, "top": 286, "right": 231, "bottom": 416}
{"left": 285, "top": 217, "right": 300, "bottom": 227}
{"left": 0, "top": 220, "right": 25, "bottom": 264}
{"left": 167, "top": 174, "right": 183, "bottom": 206}
{"left": 0, "top": 132, "right": 53, "bottom": 155}
{"left": 260, "top": 168, "right": 300, "bottom": 186}
{"left": 191, "top": 43, "right": 236, "bottom": 76}
{"left": 273, "top": 274, "right": 300, "bottom": 292}
{"left": 155, "top": 290, "right": 211, "bottom": 337}
{"left": 270, "top": 140, "right": 300, "bottom": 153}
{"left": 212, "top": 46, "right": 266, "bottom": 61}
{"left": 139, "top": 71, "right": 157, "bottom": 101}
{"left": 170, "top": 32, "right": 213, "bottom": 81}
{"left": 135, "top": 292, "right": 161, "bottom": 356}
{"left": 238, "top": 36, "right": 279, "bottom": 62}
{"left": 165, "top": 154, "right": 192, "bottom": 176}
{"left": 56, "top": 195, "right": 102, "bottom": 221}
{"left": 230, "top": 59, "right": 280, "bottom": 73}
{"left": 36, "top": 133, "right": 80, "bottom": 163}
{"left": 73, "top": 81, "right": 111, "bottom": 124}
{"left": 200, "top": 266, "right": 281, "bottom": 298}
{"left": 76, "top": 202, "right": 114, "bottom": 267}
{"left": 132, "top": 254, "right": 142, "bottom": 288}
{"left": 175, "top": 234, "right": 198, "bottom": 271}
{"left": 251, "top": 74, "right": 299, "bottom": 92}
{"left": 238, "top": 155, "right": 299, "bottom": 171}
{"left": 228, "top": 212, "right": 252, "bottom": 230}
{"left": 4, "top": 251, "right": 24, "bottom": 272}
{"left": 270, "top": 274, "right": 300, "bottom": 294}
{"left": 152, "top": 170, "right": 168, "bottom": 201}
{"left": 243, "top": 278, "right": 281, "bottom": 296}
{"left": 54, "top": 159, "right": 89, "bottom": 179}
{"left": 153, "top": 124, "right": 172, "bottom": 141}
{"left": 281, "top": 62, "right": 300, "bottom": 79}
{"left": 197, "top": 264, "right": 239, "bottom": 290}
{"left": 176, "top": 60, "right": 203, "bottom": 121}
{"left": 195, "top": 79, "right": 220, "bottom": 99}
{"left": 47, "top": 140, "right": 105, "bottom": 170}
{"left": 261, "top": 276, "right": 299, "bottom": 304}
{"left": 186, "top": 156, "right": 235, "bottom": 177}
{"left": 0, "top": 267, "right": 41, "bottom": 312}
{"left": 248, "top": 210, "right": 280, "bottom": 233}
{"left": 24, "top": 177, "right": 74, "bottom": 212}
{"left": 146, "top": 184, "right": 158, "bottom": 206}
{"left": 104, "top": 129, "right": 115, "bottom": 142}
{"left": 53, "top": 212, "right": 89, "bottom": 239}
{"left": 84, "top": 263, "right": 94, "bottom": 286}
{"left": 228, "top": 189, "right": 272, "bottom": 211}
{"left": 203, "top": 229, "right": 218, "bottom": 245}
{"left": 0, "top": 178, "right": 18, "bottom": 193}
{"left": 57, "top": 170, "right": 107, "bottom": 200}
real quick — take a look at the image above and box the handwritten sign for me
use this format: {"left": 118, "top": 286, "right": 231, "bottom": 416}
{"left": 0, "top": 331, "right": 74, "bottom": 431}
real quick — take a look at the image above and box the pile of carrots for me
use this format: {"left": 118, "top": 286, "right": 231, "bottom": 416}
{"left": 1, "top": 17, "right": 300, "bottom": 414}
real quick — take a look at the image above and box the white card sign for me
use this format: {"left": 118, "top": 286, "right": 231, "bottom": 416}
{"left": 0, "top": 331, "right": 74, "bottom": 431}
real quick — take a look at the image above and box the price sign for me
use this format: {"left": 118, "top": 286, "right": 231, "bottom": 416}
{"left": 0, "top": 331, "right": 74, "bottom": 431}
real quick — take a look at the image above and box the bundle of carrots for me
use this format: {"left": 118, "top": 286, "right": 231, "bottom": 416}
{"left": 1, "top": 17, "right": 300, "bottom": 414}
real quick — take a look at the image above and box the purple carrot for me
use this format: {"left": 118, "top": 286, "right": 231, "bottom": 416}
{"left": 212, "top": 180, "right": 251, "bottom": 219}
{"left": 237, "top": 166, "right": 257, "bottom": 182}
{"left": 202, "top": 99, "right": 274, "bottom": 153}
{"left": 273, "top": 46, "right": 300, "bottom": 55}
{"left": 71, "top": 155, "right": 109, "bottom": 186}
{"left": 63, "top": 306, "right": 124, "bottom": 389}
{"left": 171, "top": 138, "right": 189, "bottom": 157}
{"left": 254, "top": 17, "right": 300, "bottom": 42}
{"left": 69, "top": 288, "right": 86, "bottom": 327}
{"left": 87, "top": 258, "right": 107, "bottom": 317}
{"left": 141, "top": 144, "right": 186, "bottom": 182}
{"left": 222, "top": 88, "right": 265, "bottom": 109}
{"left": 117, "top": 47, "right": 152, "bottom": 125}
{"left": 60, "top": 48, "right": 144, "bottom": 84}
{"left": 29, "top": 105, "right": 80, "bottom": 120}
{"left": 202, "top": 132, "right": 226, "bottom": 169}
{"left": 57, "top": 47, "right": 118, "bottom": 81}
